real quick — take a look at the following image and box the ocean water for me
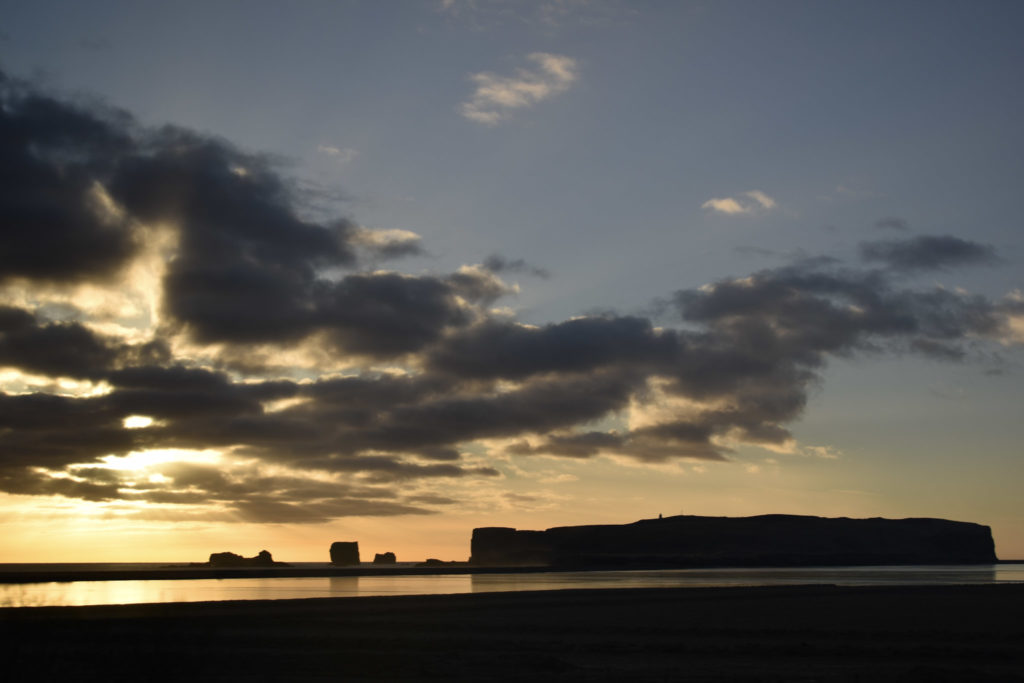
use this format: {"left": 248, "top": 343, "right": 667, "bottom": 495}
{"left": 1, "top": 563, "right": 1022, "bottom": 608}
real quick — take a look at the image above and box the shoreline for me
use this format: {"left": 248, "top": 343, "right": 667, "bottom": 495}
{"left": 1, "top": 559, "right": 1018, "bottom": 585}
{"left": 3, "top": 584, "right": 1023, "bottom": 681}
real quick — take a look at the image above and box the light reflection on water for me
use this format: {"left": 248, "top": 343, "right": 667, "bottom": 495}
{"left": 2, "top": 564, "right": 1022, "bottom": 608}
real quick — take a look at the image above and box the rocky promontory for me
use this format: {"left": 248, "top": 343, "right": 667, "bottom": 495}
{"left": 198, "top": 550, "right": 290, "bottom": 568}
{"left": 470, "top": 514, "right": 998, "bottom": 568}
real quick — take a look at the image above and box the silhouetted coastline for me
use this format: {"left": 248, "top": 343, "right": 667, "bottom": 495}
{"left": 0, "top": 513, "right": 1001, "bottom": 585}
{"left": 471, "top": 514, "right": 998, "bottom": 568}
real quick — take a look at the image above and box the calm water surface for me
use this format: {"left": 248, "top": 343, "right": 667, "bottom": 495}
{"left": 2, "top": 564, "right": 1022, "bottom": 608}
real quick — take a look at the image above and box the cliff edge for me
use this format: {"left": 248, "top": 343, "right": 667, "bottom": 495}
{"left": 469, "top": 514, "right": 997, "bottom": 568}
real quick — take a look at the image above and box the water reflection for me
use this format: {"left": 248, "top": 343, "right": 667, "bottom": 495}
{"left": 1, "top": 564, "right": 1020, "bottom": 608}
{"left": 470, "top": 565, "right": 1004, "bottom": 592}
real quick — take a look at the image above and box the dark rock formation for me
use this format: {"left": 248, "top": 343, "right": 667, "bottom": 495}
{"left": 470, "top": 514, "right": 998, "bottom": 568}
{"left": 330, "top": 541, "right": 360, "bottom": 566}
{"left": 206, "top": 550, "right": 288, "bottom": 567}
{"left": 373, "top": 552, "right": 397, "bottom": 564}
{"left": 415, "top": 559, "right": 468, "bottom": 567}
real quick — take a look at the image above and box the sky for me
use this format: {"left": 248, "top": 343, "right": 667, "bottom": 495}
{"left": 1, "top": 0, "right": 1022, "bottom": 563}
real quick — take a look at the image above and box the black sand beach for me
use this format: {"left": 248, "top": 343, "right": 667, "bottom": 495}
{"left": 3, "top": 583, "right": 1023, "bottom": 681}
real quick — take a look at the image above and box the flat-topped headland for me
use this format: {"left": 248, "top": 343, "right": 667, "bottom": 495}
{"left": 470, "top": 514, "right": 998, "bottom": 568}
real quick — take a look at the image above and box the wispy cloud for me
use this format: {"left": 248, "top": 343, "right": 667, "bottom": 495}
{"left": 317, "top": 145, "right": 359, "bottom": 164}
{"left": 460, "top": 52, "right": 578, "bottom": 125}
{"left": 702, "top": 190, "right": 777, "bottom": 215}
{"left": 350, "top": 226, "right": 424, "bottom": 259}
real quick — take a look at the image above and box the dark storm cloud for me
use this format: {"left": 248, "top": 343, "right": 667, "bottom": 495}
{"left": 860, "top": 235, "right": 999, "bottom": 271}
{"left": 4, "top": 251, "right": 1014, "bottom": 505}
{"left": 0, "top": 305, "right": 167, "bottom": 379}
{"left": 363, "top": 372, "right": 631, "bottom": 450}
{"left": 427, "top": 316, "right": 678, "bottom": 379}
{"left": 2, "top": 70, "right": 1020, "bottom": 518}
{"left": 109, "top": 126, "right": 358, "bottom": 345}
{"left": 647, "top": 257, "right": 1010, "bottom": 451}
{"left": 105, "top": 365, "right": 295, "bottom": 423}
{"left": 0, "top": 73, "right": 139, "bottom": 283}
{"left": 483, "top": 254, "right": 550, "bottom": 278}
{"left": 0, "top": 469, "right": 122, "bottom": 502}
{"left": 0, "top": 306, "right": 116, "bottom": 378}
{"left": 483, "top": 251, "right": 1011, "bottom": 460}
{"left": 315, "top": 272, "right": 473, "bottom": 355}
{"left": 0, "top": 392, "right": 134, "bottom": 469}
{"left": 1, "top": 71, "right": 481, "bottom": 357}
{"left": 366, "top": 239, "right": 424, "bottom": 260}
{"left": 509, "top": 423, "right": 727, "bottom": 463}
{"left": 112, "top": 127, "right": 487, "bottom": 354}
{"left": 0, "top": 364, "right": 504, "bottom": 513}
{"left": 228, "top": 369, "right": 642, "bottom": 463}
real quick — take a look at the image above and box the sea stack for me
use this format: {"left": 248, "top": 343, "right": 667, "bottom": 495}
{"left": 330, "top": 541, "right": 360, "bottom": 566}
{"left": 470, "top": 514, "right": 998, "bottom": 568}
{"left": 373, "top": 552, "right": 397, "bottom": 564}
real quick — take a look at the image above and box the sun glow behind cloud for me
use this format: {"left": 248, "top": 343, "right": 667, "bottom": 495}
{"left": 122, "top": 415, "right": 154, "bottom": 429}
{"left": 99, "top": 448, "right": 223, "bottom": 472}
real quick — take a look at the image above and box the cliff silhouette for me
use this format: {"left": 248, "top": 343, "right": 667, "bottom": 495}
{"left": 470, "top": 514, "right": 997, "bottom": 568}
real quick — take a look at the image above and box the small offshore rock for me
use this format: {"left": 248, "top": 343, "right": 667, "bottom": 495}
{"left": 416, "top": 558, "right": 468, "bottom": 567}
{"left": 330, "top": 541, "right": 360, "bottom": 566}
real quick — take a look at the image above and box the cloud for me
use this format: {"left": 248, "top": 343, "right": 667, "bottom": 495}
{"left": 426, "top": 315, "right": 677, "bottom": 380}
{"left": 350, "top": 227, "right": 425, "bottom": 259}
{"left": 483, "top": 254, "right": 550, "bottom": 278}
{"left": 0, "top": 69, "right": 1020, "bottom": 521}
{"left": 744, "top": 190, "right": 776, "bottom": 210}
{"left": 317, "top": 145, "right": 358, "bottom": 164}
{"left": 0, "top": 82, "right": 139, "bottom": 284}
{"left": 859, "top": 235, "right": 1000, "bottom": 271}
{"left": 0, "top": 306, "right": 169, "bottom": 381}
{"left": 702, "top": 190, "right": 777, "bottom": 215}
{"left": 460, "top": 52, "right": 578, "bottom": 125}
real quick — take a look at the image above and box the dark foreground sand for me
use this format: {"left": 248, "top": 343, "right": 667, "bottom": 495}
{"left": 3, "top": 584, "right": 1023, "bottom": 682}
